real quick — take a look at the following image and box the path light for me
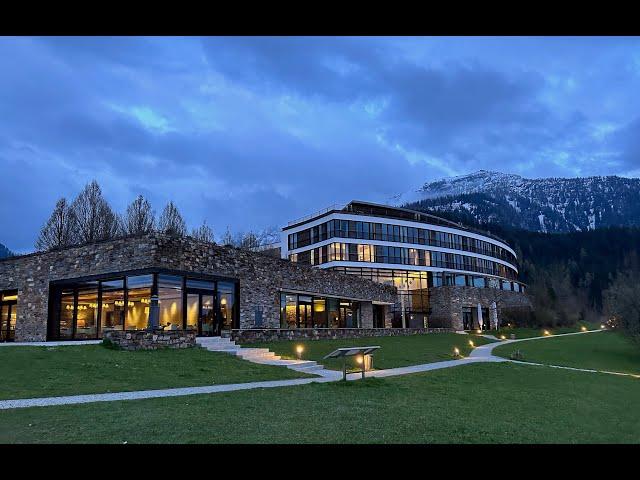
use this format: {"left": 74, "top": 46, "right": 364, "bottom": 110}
{"left": 581, "top": 326, "right": 587, "bottom": 332}
{"left": 600, "top": 324, "right": 605, "bottom": 329}
{"left": 543, "top": 330, "right": 550, "bottom": 336}
{"left": 476, "top": 329, "right": 482, "bottom": 334}
{"left": 468, "top": 340, "right": 475, "bottom": 347}
{"left": 500, "top": 335, "right": 506, "bottom": 340}
{"left": 453, "top": 347, "right": 460, "bottom": 357}
{"left": 295, "top": 345, "right": 304, "bottom": 359}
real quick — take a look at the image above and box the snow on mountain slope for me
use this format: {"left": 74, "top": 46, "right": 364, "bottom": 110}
{"left": 394, "top": 170, "right": 640, "bottom": 233}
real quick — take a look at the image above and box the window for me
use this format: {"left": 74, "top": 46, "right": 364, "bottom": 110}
{"left": 101, "top": 279, "right": 125, "bottom": 334}
{"left": 218, "top": 281, "right": 236, "bottom": 331}
{"left": 158, "top": 274, "right": 183, "bottom": 330}
{"left": 75, "top": 282, "right": 99, "bottom": 339}
{"left": 126, "top": 275, "right": 152, "bottom": 330}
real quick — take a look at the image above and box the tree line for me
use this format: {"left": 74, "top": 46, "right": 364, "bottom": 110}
{"left": 35, "top": 180, "right": 279, "bottom": 252}
{"left": 403, "top": 205, "right": 640, "bottom": 342}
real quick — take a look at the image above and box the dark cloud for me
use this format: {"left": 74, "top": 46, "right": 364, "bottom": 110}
{"left": 1, "top": 36, "right": 640, "bottom": 251}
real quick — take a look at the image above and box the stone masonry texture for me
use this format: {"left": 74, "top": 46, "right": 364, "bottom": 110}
{"left": 0, "top": 233, "right": 397, "bottom": 341}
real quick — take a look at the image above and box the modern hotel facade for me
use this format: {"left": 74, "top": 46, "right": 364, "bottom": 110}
{"left": 282, "top": 201, "right": 531, "bottom": 330}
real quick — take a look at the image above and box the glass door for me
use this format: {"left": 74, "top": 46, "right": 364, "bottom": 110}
{"left": 200, "top": 294, "right": 216, "bottom": 336}
{"left": 298, "top": 296, "right": 313, "bottom": 328}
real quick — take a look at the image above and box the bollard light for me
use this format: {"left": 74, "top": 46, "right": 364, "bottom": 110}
{"left": 453, "top": 347, "right": 460, "bottom": 357}
{"left": 295, "top": 345, "right": 304, "bottom": 359}
{"left": 581, "top": 326, "right": 587, "bottom": 332}
{"left": 468, "top": 340, "right": 474, "bottom": 347}
{"left": 543, "top": 330, "right": 550, "bottom": 336}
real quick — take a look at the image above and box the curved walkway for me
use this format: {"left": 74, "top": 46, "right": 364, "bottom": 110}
{"left": 0, "top": 329, "right": 608, "bottom": 410}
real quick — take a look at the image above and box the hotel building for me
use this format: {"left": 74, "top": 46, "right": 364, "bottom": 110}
{"left": 282, "top": 201, "right": 530, "bottom": 330}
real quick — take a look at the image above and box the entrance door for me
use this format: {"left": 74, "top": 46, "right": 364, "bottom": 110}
{"left": 0, "top": 303, "right": 16, "bottom": 342}
{"left": 462, "top": 308, "right": 473, "bottom": 330}
{"left": 298, "top": 296, "right": 313, "bottom": 328}
{"left": 200, "top": 294, "right": 217, "bottom": 336}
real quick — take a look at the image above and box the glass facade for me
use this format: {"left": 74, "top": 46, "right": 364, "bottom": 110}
{"left": 287, "top": 218, "right": 517, "bottom": 265}
{"left": 48, "top": 271, "right": 239, "bottom": 341}
{"left": 280, "top": 292, "right": 360, "bottom": 329}
{"left": 291, "top": 242, "right": 517, "bottom": 280}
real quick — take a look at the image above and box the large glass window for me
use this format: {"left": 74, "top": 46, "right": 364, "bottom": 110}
{"left": 281, "top": 294, "right": 297, "bottom": 328}
{"left": 59, "top": 289, "right": 75, "bottom": 339}
{"left": 126, "top": 275, "right": 152, "bottom": 330}
{"left": 218, "top": 281, "right": 236, "bottom": 331}
{"left": 75, "top": 282, "right": 99, "bottom": 339}
{"left": 101, "top": 279, "right": 125, "bottom": 334}
{"left": 313, "top": 298, "right": 328, "bottom": 327}
{"left": 158, "top": 274, "right": 183, "bottom": 330}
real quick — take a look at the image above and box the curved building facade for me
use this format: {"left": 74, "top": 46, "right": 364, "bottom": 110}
{"left": 282, "top": 201, "right": 530, "bottom": 330}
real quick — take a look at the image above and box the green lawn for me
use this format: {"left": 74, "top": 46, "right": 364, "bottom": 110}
{"left": 472, "top": 323, "right": 600, "bottom": 340}
{"left": 258, "top": 333, "right": 495, "bottom": 371}
{"left": 2, "top": 362, "right": 639, "bottom": 443}
{"left": 494, "top": 331, "right": 640, "bottom": 375}
{"left": 0, "top": 345, "right": 311, "bottom": 400}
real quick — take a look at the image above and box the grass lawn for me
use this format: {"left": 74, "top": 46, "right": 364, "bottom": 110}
{"left": 258, "top": 333, "right": 495, "bottom": 371}
{"left": 493, "top": 331, "right": 640, "bottom": 375}
{"left": 1, "top": 362, "right": 639, "bottom": 443}
{"left": 471, "top": 323, "right": 600, "bottom": 340}
{"left": 0, "top": 344, "right": 311, "bottom": 400}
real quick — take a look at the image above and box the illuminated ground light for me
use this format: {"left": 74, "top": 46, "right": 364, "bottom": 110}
{"left": 468, "top": 340, "right": 475, "bottom": 347}
{"left": 543, "top": 330, "right": 551, "bottom": 336}
{"left": 295, "top": 345, "right": 304, "bottom": 359}
{"left": 581, "top": 326, "right": 587, "bottom": 332}
{"left": 600, "top": 324, "right": 606, "bottom": 329}
{"left": 500, "top": 335, "right": 506, "bottom": 340}
{"left": 453, "top": 347, "right": 460, "bottom": 357}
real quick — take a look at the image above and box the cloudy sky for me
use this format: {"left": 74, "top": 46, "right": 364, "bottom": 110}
{"left": 2, "top": 36, "right": 640, "bottom": 252}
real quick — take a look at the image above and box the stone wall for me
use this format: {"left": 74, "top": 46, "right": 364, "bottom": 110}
{"left": 104, "top": 329, "right": 196, "bottom": 350}
{"left": 226, "top": 327, "right": 454, "bottom": 344}
{"left": 149, "top": 235, "right": 397, "bottom": 330}
{"left": 0, "top": 236, "right": 158, "bottom": 342}
{"left": 0, "top": 233, "right": 397, "bottom": 341}
{"left": 428, "top": 285, "right": 533, "bottom": 330}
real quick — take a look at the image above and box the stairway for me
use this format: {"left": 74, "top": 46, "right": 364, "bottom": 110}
{"left": 196, "top": 337, "right": 328, "bottom": 375}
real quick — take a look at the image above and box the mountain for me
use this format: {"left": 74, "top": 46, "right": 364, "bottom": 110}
{"left": 0, "top": 242, "right": 12, "bottom": 259}
{"left": 394, "top": 170, "right": 640, "bottom": 233}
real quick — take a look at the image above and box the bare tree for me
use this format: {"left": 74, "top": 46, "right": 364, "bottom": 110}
{"left": 158, "top": 201, "right": 186, "bottom": 237}
{"left": 71, "top": 180, "right": 119, "bottom": 243}
{"left": 35, "top": 198, "right": 78, "bottom": 251}
{"left": 237, "top": 230, "right": 261, "bottom": 250}
{"left": 123, "top": 195, "right": 155, "bottom": 235}
{"left": 220, "top": 226, "right": 234, "bottom": 246}
{"left": 191, "top": 220, "right": 215, "bottom": 243}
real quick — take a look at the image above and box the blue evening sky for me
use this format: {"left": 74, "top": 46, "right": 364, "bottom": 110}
{"left": 1, "top": 36, "right": 640, "bottom": 252}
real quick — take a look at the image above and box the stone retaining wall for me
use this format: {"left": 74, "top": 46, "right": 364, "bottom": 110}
{"left": 226, "top": 327, "right": 454, "bottom": 344}
{"left": 103, "top": 329, "right": 196, "bottom": 350}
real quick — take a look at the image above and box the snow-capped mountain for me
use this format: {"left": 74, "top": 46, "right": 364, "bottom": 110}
{"left": 394, "top": 170, "right": 640, "bottom": 233}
